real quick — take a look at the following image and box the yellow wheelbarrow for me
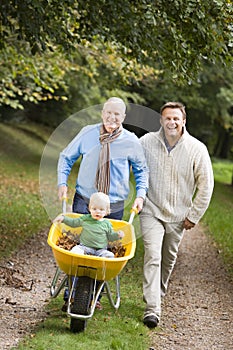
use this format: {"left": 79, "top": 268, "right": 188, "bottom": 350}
{"left": 47, "top": 209, "right": 137, "bottom": 333}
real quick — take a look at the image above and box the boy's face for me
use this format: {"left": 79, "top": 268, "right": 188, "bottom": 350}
{"left": 102, "top": 101, "right": 126, "bottom": 133}
{"left": 89, "top": 204, "right": 107, "bottom": 220}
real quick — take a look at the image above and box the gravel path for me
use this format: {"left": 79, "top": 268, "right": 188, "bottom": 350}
{"left": 0, "top": 224, "right": 232, "bottom": 350}
{"left": 0, "top": 230, "right": 56, "bottom": 350}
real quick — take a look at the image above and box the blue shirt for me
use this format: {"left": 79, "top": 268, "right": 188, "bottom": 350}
{"left": 58, "top": 123, "right": 148, "bottom": 203}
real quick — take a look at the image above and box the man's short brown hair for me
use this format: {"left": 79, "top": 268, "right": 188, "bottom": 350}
{"left": 160, "top": 102, "right": 186, "bottom": 119}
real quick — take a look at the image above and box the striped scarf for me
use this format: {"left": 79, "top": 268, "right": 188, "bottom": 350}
{"left": 95, "top": 124, "right": 122, "bottom": 194}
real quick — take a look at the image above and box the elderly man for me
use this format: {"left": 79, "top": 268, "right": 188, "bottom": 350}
{"left": 140, "top": 101, "right": 214, "bottom": 328}
{"left": 58, "top": 97, "right": 148, "bottom": 218}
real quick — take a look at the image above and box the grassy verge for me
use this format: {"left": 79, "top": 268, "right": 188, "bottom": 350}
{"left": 202, "top": 158, "right": 233, "bottom": 276}
{"left": 0, "top": 122, "right": 51, "bottom": 258}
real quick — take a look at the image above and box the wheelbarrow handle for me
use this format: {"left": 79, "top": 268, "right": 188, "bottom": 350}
{"left": 61, "top": 197, "right": 138, "bottom": 222}
{"left": 128, "top": 207, "right": 138, "bottom": 224}
{"left": 62, "top": 196, "right": 67, "bottom": 214}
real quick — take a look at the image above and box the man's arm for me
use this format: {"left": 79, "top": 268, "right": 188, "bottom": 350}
{"left": 130, "top": 139, "right": 149, "bottom": 212}
{"left": 187, "top": 144, "right": 214, "bottom": 224}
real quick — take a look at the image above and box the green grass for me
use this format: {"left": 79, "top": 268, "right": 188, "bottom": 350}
{"left": 211, "top": 157, "right": 233, "bottom": 184}
{"left": 0, "top": 122, "right": 51, "bottom": 258}
{"left": 202, "top": 157, "right": 233, "bottom": 275}
{"left": 1, "top": 122, "right": 232, "bottom": 349}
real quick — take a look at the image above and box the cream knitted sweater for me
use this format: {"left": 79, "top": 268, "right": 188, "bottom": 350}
{"left": 140, "top": 128, "right": 214, "bottom": 224}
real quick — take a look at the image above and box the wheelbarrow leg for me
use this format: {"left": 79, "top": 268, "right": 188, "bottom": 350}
{"left": 50, "top": 267, "right": 68, "bottom": 298}
{"left": 105, "top": 275, "right": 120, "bottom": 310}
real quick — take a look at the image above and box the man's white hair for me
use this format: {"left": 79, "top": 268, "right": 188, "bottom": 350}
{"left": 103, "top": 97, "right": 126, "bottom": 114}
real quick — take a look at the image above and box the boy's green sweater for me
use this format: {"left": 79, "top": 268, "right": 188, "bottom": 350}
{"left": 63, "top": 214, "right": 119, "bottom": 249}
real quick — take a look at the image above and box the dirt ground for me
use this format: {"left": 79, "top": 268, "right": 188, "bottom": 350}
{"left": 0, "top": 230, "right": 56, "bottom": 350}
{"left": 0, "top": 225, "right": 232, "bottom": 350}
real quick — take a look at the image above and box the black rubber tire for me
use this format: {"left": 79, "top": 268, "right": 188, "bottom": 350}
{"left": 70, "top": 276, "right": 94, "bottom": 333}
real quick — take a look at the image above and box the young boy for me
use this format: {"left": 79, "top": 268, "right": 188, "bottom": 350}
{"left": 53, "top": 192, "right": 124, "bottom": 258}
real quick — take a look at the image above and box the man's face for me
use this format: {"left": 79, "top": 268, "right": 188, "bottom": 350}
{"left": 160, "top": 107, "right": 186, "bottom": 139}
{"left": 102, "top": 101, "right": 126, "bottom": 133}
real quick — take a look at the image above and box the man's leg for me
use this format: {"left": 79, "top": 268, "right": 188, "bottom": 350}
{"left": 161, "top": 221, "right": 184, "bottom": 296}
{"left": 72, "top": 192, "right": 89, "bottom": 214}
{"left": 140, "top": 214, "right": 164, "bottom": 325}
{"left": 106, "top": 200, "right": 124, "bottom": 220}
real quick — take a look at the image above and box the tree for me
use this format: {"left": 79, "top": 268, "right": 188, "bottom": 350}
{"left": 129, "top": 60, "right": 233, "bottom": 159}
{"left": 0, "top": 0, "right": 232, "bottom": 109}
{"left": 1, "top": 1, "right": 232, "bottom": 70}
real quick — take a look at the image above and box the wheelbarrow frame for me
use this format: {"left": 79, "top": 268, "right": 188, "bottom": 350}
{"left": 47, "top": 210, "right": 136, "bottom": 331}
{"left": 50, "top": 266, "right": 121, "bottom": 319}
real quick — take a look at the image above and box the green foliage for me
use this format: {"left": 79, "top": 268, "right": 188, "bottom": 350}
{"left": 186, "top": 63, "right": 233, "bottom": 158}
{"left": 0, "top": 43, "right": 69, "bottom": 110}
{"left": 0, "top": 0, "right": 80, "bottom": 51}
{"left": 2, "top": 0, "right": 232, "bottom": 70}
{"left": 0, "top": 0, "right": 232, "bottom": 110}
{"left": 130, "top": 60, "right": 233, "bottom": 159}
{"left": 56, "top": 40, "right": 150, "bottom": 118}
{"left": 0, "top": 34, "right": 149, "bottom": 113}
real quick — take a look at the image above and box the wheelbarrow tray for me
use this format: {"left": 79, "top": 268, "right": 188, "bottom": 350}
{"left": 47, "top": 213, "right": 136, "bottom": 281}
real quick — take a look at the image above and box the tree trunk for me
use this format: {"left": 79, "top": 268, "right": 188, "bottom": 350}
{"left": 213, "top": 126, "right": 231, "bottom": 159}
{"left": 218, "top": 130, "right": 230, "bottom": 159}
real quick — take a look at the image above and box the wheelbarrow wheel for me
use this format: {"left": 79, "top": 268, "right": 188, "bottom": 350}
{"left": 70, "top": 276, "right": 94, "bottom": 333}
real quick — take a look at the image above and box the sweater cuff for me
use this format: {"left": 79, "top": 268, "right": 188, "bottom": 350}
{"left": 136, "top": 189, "right": 146, "bottom": 200}
{"left": 186, "top": 215, "right": 200, "bottom": 225}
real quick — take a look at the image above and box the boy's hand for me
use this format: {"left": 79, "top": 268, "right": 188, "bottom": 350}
{"left": 118, "top": 230, "right": 124, "bottom": 239}
{"left": 53, "top": 215, "right": 64, "bottom": 224}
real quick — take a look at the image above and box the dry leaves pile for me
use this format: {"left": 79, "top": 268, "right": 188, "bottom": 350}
{"left": 56, "top": 230, "right": 126, "bottom": 257}
{"left": 107, "top": 241, "right": 126, "bottom": 257}
{"left": 56, "top": 230, "right": 80, "bottom": 250}
{"left": 0, "top": 265, "right": 34, "bottom": 291}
